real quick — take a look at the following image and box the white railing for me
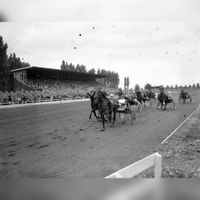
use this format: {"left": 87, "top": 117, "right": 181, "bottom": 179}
{"left": 102, "top": 179, "right": 162, "bottom": 200}
{"left": 105, "top": 152, "right": 162, "bottom": 178}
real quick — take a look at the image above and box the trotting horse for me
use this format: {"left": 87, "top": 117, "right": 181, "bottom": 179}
{"left": 87, "top": 90, "right": 99, "bottom": 119}
{"left": 123, "top": 94, "right": 142, "bottom": 112}
{"left": 179, "top": 90, "right": 192, "bottom": 103}
{"left": 143, "top": 90, "right": 156, "bottom": 107}
{"left": 97, "top": 90, "right": 118, "bottom": 131}
{"left": 135, "top": 91, "right": 149, "bottom": 110}
{"left": 157, "top": 93, "right": 176, "bottom": 110}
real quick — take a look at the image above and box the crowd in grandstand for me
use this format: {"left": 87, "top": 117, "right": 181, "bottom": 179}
{"left": 0, "top": 79, "right": 116, "bottom": 105}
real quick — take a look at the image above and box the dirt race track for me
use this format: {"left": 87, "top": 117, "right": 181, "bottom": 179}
{"left": 0, "top": 91, "right": 200, "bottom": 178}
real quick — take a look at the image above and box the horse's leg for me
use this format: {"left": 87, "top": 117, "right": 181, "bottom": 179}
{"left": 109, "top": 108, "right": 113, "bottom": 127}
{"left": 129, "top": 110, "right": 136, "bottom": 125}
{"left": 89, "top": 108, "right": 99, "bottom": 119}
{"left": 93, "top": 109, "right": 99, "bottom": 119}
{"left": 113, "top": 109, "right": 117, "bottom": 127}
{"left": 173, "top": 101, "right": 176, "bottom": 110}
{"left": 164, "top": 101, "right": 167, "bottom": 110}
{"left": 142, "top": 101, "right": 145, "bottom": 110}
{"left": 89, "top": 110, "right": 92, "bottom": 119}
{"left": 100, "top": 112, "right": 105, "bottom": 131}
{"left": 150, "top": 99, "right": 152, "bottom": 107}
{"left": 157, "top": 101, "right": 160, "bottom": 110}
{"left": 111, "top": 108, "right": 117, "bottom": 127}
{"left": 139, "top": 102, "right": 142, "bottom": 112}
{"left": 138, "top": 103, "right": 140, "bottom": 112}
{"left": 160, "top": 101, "right": 164, "bottom": 110}
{"left": 109, "top": 110, "right": 112, "bottom": 123}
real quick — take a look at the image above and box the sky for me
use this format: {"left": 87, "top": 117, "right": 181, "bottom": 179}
{"left": 0, "top": 0, "right": 200, "bottom": 88}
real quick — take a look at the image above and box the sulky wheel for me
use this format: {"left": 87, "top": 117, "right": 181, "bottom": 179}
{"left": 173, "top": 101, "right": 176, "bottom": 110}
{"left": 130, "top": 111, "right": 136, "bottom": 125}
{"left": 157, "top": 102, "right": 160, "bottom": 110}
{"left": 119, "top": 112, "right": 125, "bottom": 119}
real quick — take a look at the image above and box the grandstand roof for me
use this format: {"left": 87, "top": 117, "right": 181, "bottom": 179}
{"left": 11, "top": 66, "right": 107, "bottom": 80}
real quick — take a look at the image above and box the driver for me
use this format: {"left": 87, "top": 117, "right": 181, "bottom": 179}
{"left": 181, "top": 89, "right": 185, "bottom": 95}
{"left": 117, "top": 88, "right": 123, "bottom": 98}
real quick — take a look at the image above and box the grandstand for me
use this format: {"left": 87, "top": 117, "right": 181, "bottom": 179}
{"left": 0, "top": 66, "right": 116, "bottom": 105}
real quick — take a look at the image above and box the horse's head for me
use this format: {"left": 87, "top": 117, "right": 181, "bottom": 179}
{"left": 89, "top": 90, "right": 95, "bottom": 96}
{"left": 88, "top": 90, "right": 98, "bottom": 106}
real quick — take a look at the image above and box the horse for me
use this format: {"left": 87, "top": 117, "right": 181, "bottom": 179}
{"left": 157, "top": 92, "right": 176, "bottom": 110}
{"left": 179, "top": 90, "right": 192, "bottom": 103}
{"left": 123, "top": 94, "right": 142, "bottom": 112}
{"left": 135, "top": 91, "right": 150, "bottom": 109}
{"left": 97, "top": 90, "right": 119, "bottom": 131}
{"left": 143, "top": 90, "right": 156, "bottom": 107}
{"left": 87, "top": 90, "right": 99, "bottom": 119}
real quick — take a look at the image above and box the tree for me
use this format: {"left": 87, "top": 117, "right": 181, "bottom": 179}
{"left": 134, "top": 83, "right": 140, "bottom": 91}
{"left": 61, "top": 60, "right": 66, "bottom": 70}
{"left": 0, "top": 35, "right": 9, "bottom": 91}
{"left": 97, "top": 68, "right": 101, "bottom": 74}
{"left": 192, "top": 84, "right": 196, "bottom": 89}
{"left": 100, "top": 69, "right": 106, "bottom": 75}
{"left": 196, "top": 83, "right": 200, "bottom": 89}
{"left": 68, "top": 63, "right": 75, "bottom": 71}
{"left": 7, "top": 53, "right": 30, "bottom": 71}
{"left": 144, "top": 83, "right": 152, "bottom": 90}
{"left": 127, "top": 77, "right": 130, "bottom": 88}
{"left": 80, "top": 65, "right": 87, "bottom": 73}
{"left": 88, "top": 68, "right": 96, "bottom": 74}
{"left": 60, "top": 60, "right": 120, "bottom": 87}
{"left": 75, "top": 64, "right": 87, "bottom": 73}
{"left": 124, "top": 76, "right": 130, "bottom": 90}
{"left": 124, "top": 77, "right": 127, "bottom": 89}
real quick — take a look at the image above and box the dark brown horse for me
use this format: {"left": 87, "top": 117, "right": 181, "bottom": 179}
{"left": 123, "top": 94, "right": 142, "bottom": 112}
{"left": 143, "top": 90, "right": 156, "bottom": 107}
{"left": 157, "top": 93, "right": 176, "bottom": 110}
{"left": 97, "top": 90, "right": 118, "bottom": 131}
{"left": 179, "top": 90, "right": 192, "bottom": 103}
{"left": 87, "top": 90, "right": 99, "bottom": 119}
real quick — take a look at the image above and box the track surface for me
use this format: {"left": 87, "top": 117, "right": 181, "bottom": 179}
{"left": 0, "top": 92, "right": 200, "bottom": 177}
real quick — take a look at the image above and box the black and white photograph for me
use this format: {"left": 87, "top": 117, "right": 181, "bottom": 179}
{"left": 0, "top": 0, "right": 200, "bottom": 199}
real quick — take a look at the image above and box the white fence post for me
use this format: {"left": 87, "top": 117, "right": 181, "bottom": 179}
{"left": 105, "top": 152, "right": 162, "bottom": 178}
{"left": 154, "top": 152, "right": 162, "bottom": 178}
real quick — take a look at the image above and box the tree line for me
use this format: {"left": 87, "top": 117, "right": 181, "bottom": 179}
{"left": 0, "top": 36, "right": 30, "bottom": 91}
{"left": 133, "top": 83, "right": 200, "bottom": 92}
{"left": 61, "top": 60, "right": 120, "bottom": 87}
{"left": 165, "top": 84, "right": 200, "bottom": 89}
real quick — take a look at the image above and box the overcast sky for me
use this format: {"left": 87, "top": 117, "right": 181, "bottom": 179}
{"left": 0, "top": 0, "right": 200, "bottom": 88}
